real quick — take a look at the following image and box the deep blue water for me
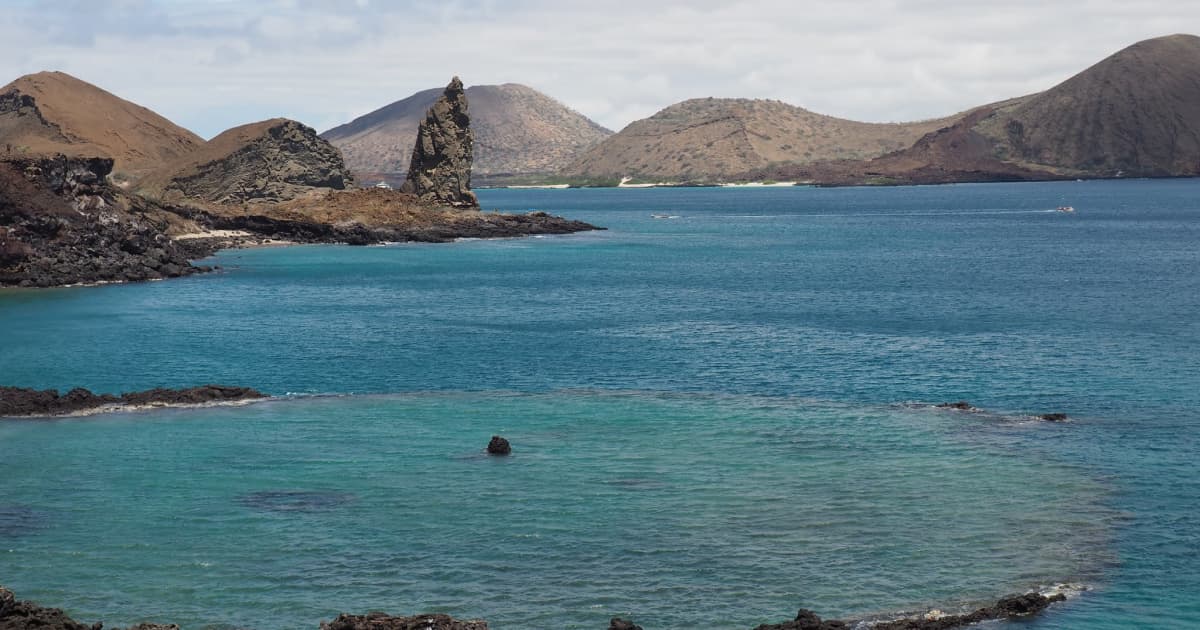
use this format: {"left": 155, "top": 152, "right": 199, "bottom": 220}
{"left": 1, "top": 181, "right": 1198, "bottom": 628}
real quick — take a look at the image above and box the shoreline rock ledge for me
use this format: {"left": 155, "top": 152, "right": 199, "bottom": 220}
{"left": 0, "top": 384, "right": 266, "bottom": 418}
{"left": 0, "top": 585, "right": 1068, "bottom": 630}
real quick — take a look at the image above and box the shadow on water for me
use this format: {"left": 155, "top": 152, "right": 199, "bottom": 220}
{"left": 0, "top": 504, "right": 50, "bottom": 538}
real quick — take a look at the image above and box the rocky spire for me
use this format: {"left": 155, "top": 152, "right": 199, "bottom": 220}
{"left": 399, "top": 76, "right": 479, "bottom": 208}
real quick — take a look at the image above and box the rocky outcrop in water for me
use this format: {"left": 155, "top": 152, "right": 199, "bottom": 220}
{"left": 608, "top": 618, "right": 643, "bottom": 630}
{"left": 399, "top": 77, "right": 479, "bottom": 209}
{"left": 320, "top": 612, "right": 488, "bottom": 630}
{"left": 487, "top": 435, "right": 512, "bottom": 455}
{"left": 0, "top": 586, "right": 179, "bottom": 630}
{"left": 0, "top": 155, "right": 205, "bottom": 287}
{"left": 754, "top": 592, "right": 1066, "bottom": 630}
{"left": 0, "top": 384, "right": 266, "bottom": 417}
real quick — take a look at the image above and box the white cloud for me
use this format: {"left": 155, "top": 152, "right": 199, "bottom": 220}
{"left": 0, "top": 0, "right": 1196, "bottom": 137}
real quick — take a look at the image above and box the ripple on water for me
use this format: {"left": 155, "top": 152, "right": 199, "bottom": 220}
{"left": 0, "top": 504, "right": 49, "bottom": 538}
{"left": 236, "top": 490, "right": 357, "bottom": 513}
{"left": 0, "top": 392, "right": 1120, "bottom": 629}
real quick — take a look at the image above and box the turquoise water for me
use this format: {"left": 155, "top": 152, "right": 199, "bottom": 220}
{"left": 1, "top": 182, "right": 1198, "bottom": 628}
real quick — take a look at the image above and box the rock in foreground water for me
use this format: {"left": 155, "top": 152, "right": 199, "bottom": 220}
{"left": 487, "top": 435, "right": 512, "bottom": 455}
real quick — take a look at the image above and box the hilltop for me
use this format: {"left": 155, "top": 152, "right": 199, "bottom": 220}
{"left": 0, "top": 71, "right": 203, "bottom": 181}
{"left": 323, "top": 83, "right": 612, "bottom": 184}
{"left": 750, "top": 34, "right": 1200, "bottom": 185}
{"left": 560, "top": 97, "right": 960, "bottom": 183}
{"left": 975, "top": 33, "right": 1200, "bottom": 176}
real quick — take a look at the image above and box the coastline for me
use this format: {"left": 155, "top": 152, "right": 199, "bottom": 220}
{"left": 0, "top": 584, "right": 1076, "bottom": 630}
{"left": 0, "top": 385, "right": 268, "bottom": 419}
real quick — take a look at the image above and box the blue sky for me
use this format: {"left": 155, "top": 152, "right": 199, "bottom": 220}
{"left": 2, "top": 0, "right": 1195, "bottom": 138}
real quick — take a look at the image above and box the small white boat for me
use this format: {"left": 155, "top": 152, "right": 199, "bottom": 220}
{"left": 1056, "top": 206, "right": 1075, "bottom": 213}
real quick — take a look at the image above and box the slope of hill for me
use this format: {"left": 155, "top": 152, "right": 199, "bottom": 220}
{"left": 322, "top": 83, "right": 612, "bottom": 183}
{"left": 0, "top": 71, "right": 203, "bottom": 181}
{"left": 748, "top": 34, "right": 1200, "bottom": 185}
{"left": 560, "top": 98, "right": 960, "bottom": 182}
{"left": 136, "top": 118, "right": 354, "bottom": 204}
{"left": 974, "top": 33, "right": 1200, "bottom": 176}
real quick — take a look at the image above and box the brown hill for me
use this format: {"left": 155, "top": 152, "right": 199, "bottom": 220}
{"left": 750, "top": 34, "right": 1200, "bottom": 185}
{"left": 136, "top": 118, "right": 354, "bottom": 204}
{"left": 560, "top": 98, "right": 960, "bottom": 182}
{"left": 322, "top": 83, "right": 612, "bottom": 183}
{"left": 0, "top": 71, "right": 203, "bottom": 181}
{"left": 973, "top": 33, "right": 1200, "bottom": 176}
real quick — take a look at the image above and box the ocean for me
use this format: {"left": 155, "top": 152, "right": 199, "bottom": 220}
{"left": 1, "top": 181, "right": 1197, "bottom": 628}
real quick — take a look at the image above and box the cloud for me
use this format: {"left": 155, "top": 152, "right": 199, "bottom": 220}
{"left": 1, "top": 0, "right": 1196, "bottom": 137}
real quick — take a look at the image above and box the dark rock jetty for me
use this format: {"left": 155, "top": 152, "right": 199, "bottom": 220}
{"left": 0, "top": 384, "right": 265, "bottom": 417}
{"left": 320, "top": 612, "right": 488, "bottom": 630}
{"left": 754, "top": 592, "right": 1066, "bottom": 629}
{"left": 0, "top": 586, "right": 1069, "bottom": 630}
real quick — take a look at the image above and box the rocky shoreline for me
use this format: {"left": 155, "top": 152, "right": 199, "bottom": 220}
{"left": 0, "top": 585, "right": 1070, "bottom": 629}
{"left": 0, "top": 385, "right": 266, "bottom": 418}
{"left": 0, "top": 155, "right": 600, "bottom": 289}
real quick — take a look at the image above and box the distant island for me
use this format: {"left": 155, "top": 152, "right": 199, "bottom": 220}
{"left": 561, "top": 34, "right": 1200, "bottom": 187}
{"left": 0, "top": 76, "right": 600, "bottom": 289}
{"left": 301, "top": 35, "right": 1200, "bottom": 189}
{"left": 5, "top": 33, "right": 1200, "bottom": 288}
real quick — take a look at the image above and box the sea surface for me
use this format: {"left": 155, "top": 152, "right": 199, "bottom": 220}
{"left": 1, "top": 181, "right": 1198, "bottom": 629}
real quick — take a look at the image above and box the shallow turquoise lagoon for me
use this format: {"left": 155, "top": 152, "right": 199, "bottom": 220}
{"left": 2, "top": 181, "right": 1198, "bottom": 628}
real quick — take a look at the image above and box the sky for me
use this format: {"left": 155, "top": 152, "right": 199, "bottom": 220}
{"left": 1, "top": 0, "right": 1196, "bottom": 139}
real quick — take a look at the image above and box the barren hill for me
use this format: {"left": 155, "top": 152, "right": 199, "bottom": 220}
{"left": 323, "top": 83, "right": 612, "bottom": 183}
{"left": 750, "top": 34, "right": 1200, "bottom": 185}
{"left": 973, "top": 33, "right": 1200, "bottom": 176}
{"left": 560, "top": 98, "right": 960, "bottom": 182}
{"left": 137, "top": 118, "right": 354, "bottom": 204}
{"left": 0, "top": 71, "right": 203, "bottom": 180}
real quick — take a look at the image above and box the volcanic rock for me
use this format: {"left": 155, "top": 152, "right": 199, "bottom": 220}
{"left": 0, "top": 585, "right": 180, "bottom": 630}
{"left": 754, "top": 592, "right": 1066, "bottom": 630}
{"left": 487, "top": 435, "right": 512, "bottom": 456}
{"left": 608, "top": 618, "right": 643, "bottom": 630}
{"left": 399, "top": 77, "right": 479, "bottom": 208}
{"left": 320, "top": 612, "right": 488, "bottom": 630}
{"left": 137, "top": 119, "right": 354, "bottom": 204}
{"left": 1039, "top": 413, "right": 1069, "bottom": 422}
{"left": 0, "top": 155, "right": 206, "bottom": 287}
{"left": 0, "top": 384, "right": 266, "bottom": 417}
{"left": 936, "top": 401, "right": 974, "bottom": 411}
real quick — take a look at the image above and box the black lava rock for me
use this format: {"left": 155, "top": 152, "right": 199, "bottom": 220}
{"left": 486, "top": 435, "right": 512, "bottom": 456}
